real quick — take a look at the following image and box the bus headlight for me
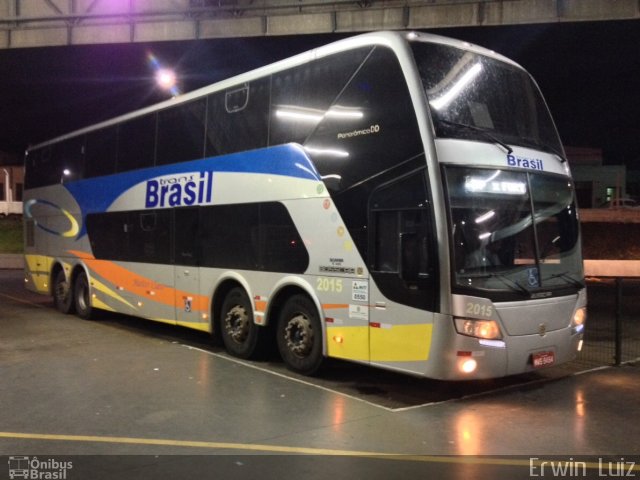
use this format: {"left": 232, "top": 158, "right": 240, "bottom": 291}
{"left": 572, "top": 307, "right": 586, "bottom": 334}
{"left": 454, "top": 318, "right": 502, "bottom": 340}
{"left": 572, "top": 307, "right": 586, "bottom": 327}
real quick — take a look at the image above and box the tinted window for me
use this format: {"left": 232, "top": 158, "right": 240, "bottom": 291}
{"left": 25, "top": 149, "right": 47, "bottom": 189}
{"left": 270, "top": 48, "right": 371, "bottom": 146}
{"left": 157, "top": 100, "right": 206, "bottom": 165}
{"left": 86, "top": 211, "right": 130, "bottom": 260}
{"left": 201, "top": 203, "right": 260, "bottom": 269}
{"left": 200, "top": 202, "right": 308, "bottom": 273}
{"left": 411, "top": 42, "right": 562, "bottom": 155}
{"left": 259, "top": 202, "right": 309, "bottom": 273}
{"left": 174, "top": 207, "right": 200, "bottom": 266}
{"left": 117, "top": 115, "right": 156, "bottom": 172}
{"left": 38, "top": 147, "right": 59, "bottom": 187}
{"left": 205, "top": 78, "right": 270, "bottom": 157}
{"left": 85, "top": 127, "right": 117, "bottom": 178}
{"left": 305, "top": 46, "right": 423, "bottom": 191}
{"left": 129, "top": 210, "right": 171, "bottom": 263}
{"left": 27, "top": 138, "right": 86, "bottom": 188}
{"left": 87, "top": 210, "right": 171, "bottom": 264}
{"left": 57, "top": 136, "right": 85, "bottom": 184}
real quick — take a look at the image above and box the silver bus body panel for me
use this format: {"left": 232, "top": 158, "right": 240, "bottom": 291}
{"left": 23, "top": 31, "right": 585, "bottom": 380}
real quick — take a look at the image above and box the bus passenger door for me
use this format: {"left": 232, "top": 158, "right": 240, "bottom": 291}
{"left": 173, "top": 207, "right": 204, "bottom": 328}
{"left": 368, "top": 171, "right": 438, "bottom": 373}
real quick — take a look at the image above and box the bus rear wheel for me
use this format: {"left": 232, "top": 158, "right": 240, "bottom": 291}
{"left": 220, "top": 287, "right": 264, "bottom": 359}
{"left": 74, "top": 271, "right": 95, "bottom": 320}
{"left": 53, "top": 269, "right": 75, "bottom": 314}
{"left": 277, "top": 295, "right": 323, "bottom": 376}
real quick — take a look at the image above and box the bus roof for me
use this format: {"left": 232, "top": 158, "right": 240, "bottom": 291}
{"left": 26, "top": 30, "right": 521, "bottom": 152}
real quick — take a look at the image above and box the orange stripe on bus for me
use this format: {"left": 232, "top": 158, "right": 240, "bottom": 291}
{"left": 67, "top": 250, "right": 209, "bottom": 313}
{"left": 322, "top": 304, "right": 349, "bottom": 310}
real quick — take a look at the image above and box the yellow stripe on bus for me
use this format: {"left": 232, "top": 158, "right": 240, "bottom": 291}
{"left": 371, "top": 324, "right": 432, "bottom": 362}
{"left": 327, "top": 324, "right": 432, "bottom": 363}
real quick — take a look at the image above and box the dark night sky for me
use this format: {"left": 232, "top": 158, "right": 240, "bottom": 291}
{"left": 0, "top": 19, "right": 638, "bottom": 167}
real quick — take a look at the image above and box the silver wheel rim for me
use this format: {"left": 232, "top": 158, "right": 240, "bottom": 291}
{"left": 224, "top": 305, "right": 249, "bottom": 344}
{"left": 284, "top": 314, "right": 314, "bottom": 358}
{"left": 55, "top": 276, "right": 69, "bottom": 305}
{"left": 77, "top": 281, "right": 88, "bottom": 311}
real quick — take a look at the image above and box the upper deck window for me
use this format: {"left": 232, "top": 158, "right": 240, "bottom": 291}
{"left": 410, "top": 41, "right": 563, "bottom": 156}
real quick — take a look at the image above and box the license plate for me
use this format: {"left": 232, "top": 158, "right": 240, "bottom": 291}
{"left": 532, "top": 351, "right": 555, "bottom": 368}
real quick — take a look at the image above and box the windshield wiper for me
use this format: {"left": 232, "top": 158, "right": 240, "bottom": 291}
{"left": 517, "top": 137, "right": 568, "bottom": 163}
{"left": 544, "top": 271, "right": 585, "bottom": 289}
{"left": 438, "top": 119, "right": 513, "bottom": 155}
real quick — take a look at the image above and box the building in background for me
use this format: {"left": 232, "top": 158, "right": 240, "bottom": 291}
{"left": 567, "top": 146, "right": 628, "bottom": 208}
{"left": 0, "top": 151, "right": 23, "bottom": 216}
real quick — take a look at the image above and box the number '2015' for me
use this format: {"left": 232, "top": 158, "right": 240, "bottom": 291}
{"left": 466, "top": 302, "right": 493, "bottom": 318}
{"left": 316, "top": 277, "right": 343, "bottom": 293}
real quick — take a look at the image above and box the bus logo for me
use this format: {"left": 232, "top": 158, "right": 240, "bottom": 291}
{"left": 507, "top": 153, "right": 544, "bottom": 171}
{"left": 145, "top": 171, "right": 213, "bottom": 208}
{"left": 8, "top": 456, "right": 29, "bottom": 479}
{"left": 7, "top": 456, "right": 73, "bottom": 479}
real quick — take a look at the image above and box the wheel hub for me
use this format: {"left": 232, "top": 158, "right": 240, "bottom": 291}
{"left": 284, "top": 314, "right": 314, "bottom": 357}
{"left": 224, "top": 305, "right": 249, "bottom": 344}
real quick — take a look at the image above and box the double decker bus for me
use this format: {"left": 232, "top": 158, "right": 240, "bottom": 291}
{"left": 23, "top": 31, "right": 586, "bottom": 380}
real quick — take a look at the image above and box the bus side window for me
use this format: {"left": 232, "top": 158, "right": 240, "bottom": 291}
{"left": 24, "top": 149, "right": 42, "bottom": 189}
{"left": 117, "top": 114, "right": 157, "bottom": 173}
{"left": 174, "top": 207, "right": 200, "bottom": 266}
{"left": 85, "top": 127, "right": 117, "bottom": 178}
{"left": 129, "top": 210, "right": 171, "bottom": 264}
{"left": 156, "top": 99, "right": 206, "bottom": 166}
{"left": 57, "top": 136, "right": 85, "bottom": 183}
{"left": 38, "top": 146, "right": 61, "bottom": 187}
{"left": 205, "top": 78, "right": 270, "bottom": 157}
{"left": 269, "top": 48, "right": 369, "bottom": 147}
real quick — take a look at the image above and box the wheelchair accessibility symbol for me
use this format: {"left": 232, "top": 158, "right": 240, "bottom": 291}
{"left": 527, "top": 268, "right": 540, "bottom": 288}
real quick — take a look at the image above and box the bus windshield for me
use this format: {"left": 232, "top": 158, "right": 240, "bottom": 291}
{"left": 445, "top": 166, "right": 583, "bottom": 296}
{"left": 411, "top": 41, "right": 563, "bottom": 156}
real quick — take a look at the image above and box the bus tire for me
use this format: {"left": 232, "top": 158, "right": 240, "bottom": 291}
{"left": 53, "top": 269, "right": 75, "bottom": 314}
{"left": 220, "top": 287, "right": 263, "bottom": 359}
{"left": 276, "top": 295, "right": 323, "bottom": 376}
{"left": 74, "top": 271, "right": 95, "bottom": 320}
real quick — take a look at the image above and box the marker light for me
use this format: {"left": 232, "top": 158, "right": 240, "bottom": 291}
{"left": 455, "top": 318, "right": 502, "bottom": 340}
{"left": 460, "top": 358, "right": 477, "bottom": 374}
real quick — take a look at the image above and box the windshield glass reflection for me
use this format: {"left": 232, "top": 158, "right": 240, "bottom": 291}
{"left": 411, "top": 42, "right": 563, "bottom": 156}
{"left": 446, "top": 166, "right": 583, "bottom": 296}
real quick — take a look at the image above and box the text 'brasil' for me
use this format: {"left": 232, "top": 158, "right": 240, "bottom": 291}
{"left": 145, "top": 171, "right": 213, "bottom": 208}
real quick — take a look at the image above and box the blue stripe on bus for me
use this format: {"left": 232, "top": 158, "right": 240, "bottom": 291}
{"left": 66, "top": 142, "right": 317, "bottom": 208}
{"left": 62, "top": 144, "right": 320, "bottom": 238}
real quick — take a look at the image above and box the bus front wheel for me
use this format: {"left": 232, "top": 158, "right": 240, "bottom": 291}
{"left": 74, "top": 271, "right": 95, "bottom": 320}
{"left": 277, "top": 295, "right": 323, "bottom": 376}
{"left": 220, "top": 287, "right": 263, "bottom": 359}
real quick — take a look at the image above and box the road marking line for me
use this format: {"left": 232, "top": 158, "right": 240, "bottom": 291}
{"left": 182, "top": 344, "right": 602, "bottom": 413}
{"left": 2, "top": 431, "right": 636, "bottom": 472}
{"left": 182, "top": 345, "right": 397, "bottom": 411}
